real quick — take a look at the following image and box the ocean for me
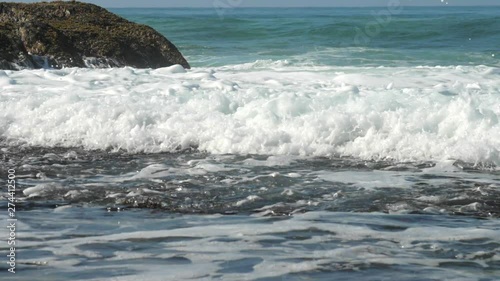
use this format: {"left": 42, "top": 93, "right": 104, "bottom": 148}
{"left": 1, "top": 6, "right": 499, "bottom": 280}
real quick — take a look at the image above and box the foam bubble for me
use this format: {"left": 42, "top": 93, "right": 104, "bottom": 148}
{"left": 23, "top": 183, "right": 65, "bottom": 197}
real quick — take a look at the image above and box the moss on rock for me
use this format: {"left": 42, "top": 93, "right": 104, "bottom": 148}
{"left": 0, "top": 1, "right": 190, "bottom": 70}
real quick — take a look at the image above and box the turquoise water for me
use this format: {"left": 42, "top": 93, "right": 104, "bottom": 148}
{"left": 1, "top": 6, "right": 499, "bottom": 281}
{"left": 115, "top": 7, "right": 500, "bottom": 67}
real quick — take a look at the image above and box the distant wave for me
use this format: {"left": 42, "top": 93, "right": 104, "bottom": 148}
{"left": 127, "top": 10, "right": 500, "bottom": 68}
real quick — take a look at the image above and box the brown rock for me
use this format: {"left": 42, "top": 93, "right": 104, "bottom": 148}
{"left": 0, "top": 1, "right": 190, "bottom": 70}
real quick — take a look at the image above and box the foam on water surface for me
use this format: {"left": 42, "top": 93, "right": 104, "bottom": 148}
{"left": 1, "top": 64, "right": 499, "bottom": 166}
{"left": 3, "top": 208, "right": 499, "bottom": 281}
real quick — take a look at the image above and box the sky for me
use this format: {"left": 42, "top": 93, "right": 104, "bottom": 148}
{"left": 9, "top": 0, "right": 500, "bottom": 7}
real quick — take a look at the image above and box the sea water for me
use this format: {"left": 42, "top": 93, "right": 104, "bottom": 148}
{"left": 0, "top": 6, "right": 499, "bottom": 281}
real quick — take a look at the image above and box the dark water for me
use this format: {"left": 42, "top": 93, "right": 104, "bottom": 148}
{"left": 2, "top": 146, "right": 499, "bottom": 217}
{"left": 1, "top": 145, "right": 499, "bottom": 280}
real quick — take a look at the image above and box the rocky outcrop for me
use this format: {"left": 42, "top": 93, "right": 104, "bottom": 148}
{"left": 0, "top": 1, "right": 190, "bottom": 70}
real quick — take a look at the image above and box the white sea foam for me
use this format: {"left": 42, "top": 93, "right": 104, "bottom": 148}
{"left": 1, "top": 64, "right": 499, "bottom": 165}
{"left": 23, "top": 183, "right": 65, "bottom": 197}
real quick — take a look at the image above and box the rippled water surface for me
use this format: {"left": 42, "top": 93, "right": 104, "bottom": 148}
{"left": 1, "top": 146, "right": 500, "bottom": 280}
